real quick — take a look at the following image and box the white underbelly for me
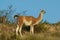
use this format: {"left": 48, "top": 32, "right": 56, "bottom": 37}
{"left": 23, "top": 20, "right": 32, "bottom": 26}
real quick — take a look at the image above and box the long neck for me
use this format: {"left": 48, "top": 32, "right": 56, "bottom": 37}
{"left": 37, "top": 12, "right": 43, "bottom": 22}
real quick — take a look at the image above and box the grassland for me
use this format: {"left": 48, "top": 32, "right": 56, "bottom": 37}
{"left": 0, "top": 22, "right": 60, "bottom": 40}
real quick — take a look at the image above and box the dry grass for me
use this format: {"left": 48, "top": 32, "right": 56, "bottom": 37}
{"left": 0, "top": 22, "right": 60, "bottom": 40}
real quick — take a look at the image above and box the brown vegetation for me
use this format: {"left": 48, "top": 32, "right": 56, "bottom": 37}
{"left": 0, "top": 21, "right": 60, "bottom": 40}
{"left": 0, "top": 16, "right": 6, "bottom": 23}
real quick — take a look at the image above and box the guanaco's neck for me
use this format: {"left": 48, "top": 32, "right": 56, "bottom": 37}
{"left": 37, "top": 12, "right": 44, "bottom": 22}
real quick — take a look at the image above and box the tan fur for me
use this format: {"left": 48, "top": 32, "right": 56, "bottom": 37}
{"left": 14, "top": 10, "right": 45, "bottom": 36}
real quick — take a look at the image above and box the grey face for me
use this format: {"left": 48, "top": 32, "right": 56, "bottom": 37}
{"left": 41, "top": 10, "right": 46, "bottom": 14}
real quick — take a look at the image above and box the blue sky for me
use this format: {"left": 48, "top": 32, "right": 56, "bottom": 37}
{"left": 0, "top": 0, "right": 60, "bottom": 23}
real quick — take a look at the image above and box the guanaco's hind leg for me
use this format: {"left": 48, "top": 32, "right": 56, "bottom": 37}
{"left": 16, "top": 25, "right": 19, "bottom": 35}
{"left": 19, "top": 24, "right": 23, "bottom": 36}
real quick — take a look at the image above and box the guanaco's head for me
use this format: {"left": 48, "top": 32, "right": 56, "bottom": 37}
{"left": 40, "top": 10, "right": 46, "bottom": 14}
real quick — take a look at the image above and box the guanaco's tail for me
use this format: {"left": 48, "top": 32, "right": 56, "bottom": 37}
{"left": 14, "top": 15, "right": 19, "bottom": 19}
